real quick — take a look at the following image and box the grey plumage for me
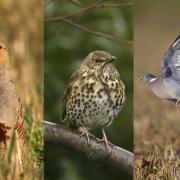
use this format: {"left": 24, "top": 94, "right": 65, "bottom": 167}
{"left": 142, "top": 35, "right": 180, "bottom": 107}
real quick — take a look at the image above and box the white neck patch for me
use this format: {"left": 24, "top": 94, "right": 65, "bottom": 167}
{"left": 149, "top": 78, "right": 157, "bottom": 83}
{"left": 172, "top": 38, "right": 180, "bottom": 47}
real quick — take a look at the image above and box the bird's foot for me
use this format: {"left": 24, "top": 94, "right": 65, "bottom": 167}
{"left": 175, "top": 99, "right": 180, "bottom": 109}
{"left": 97, "top": 129, "right": 109, "bottom": 151}
{"left": 79, "top": 127, "right": 90, "bottom": 144}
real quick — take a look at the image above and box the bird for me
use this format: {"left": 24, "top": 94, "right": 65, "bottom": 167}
{"left": 61, "top": 50, "right": 125, "bottom": 148}
{"left": 141, "top": 35, "right": 180, "bottom": 108}
{"left": 0, "top": 43, "right": 25, "bottom": 159}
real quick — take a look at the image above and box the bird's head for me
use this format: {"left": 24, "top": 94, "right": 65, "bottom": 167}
{"left": 81, "top": 50, "right": 116, "bottom": 69}
{"left": 140, "top": 73, "right": 156, "bottom": 83}
{"left": 0, "top": 43, "right": 9, "bottom": 68}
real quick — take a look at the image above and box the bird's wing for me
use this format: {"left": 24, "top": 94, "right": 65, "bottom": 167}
{"left": 8, "top": 78, "right": 25, "bottom": 147}
{"left": 0, "top": 75, "right": 24, "bottom": 152}
{"left": 161, "top": 35, "right": 180, "bottom": 81}
{"left": 61, "top": 70, "right": 79, "bottom": 121}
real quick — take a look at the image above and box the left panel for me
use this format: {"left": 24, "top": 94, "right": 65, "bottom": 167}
{"left": 0, "top": 1, "right": 43, "bottom": 179}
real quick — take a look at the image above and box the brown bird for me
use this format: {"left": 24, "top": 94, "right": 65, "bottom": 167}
{"left": 0, "top": 43, "right": 24, "bottom": 160}
{"left": 61, "top": 50, "right": 125, "bottom": 147}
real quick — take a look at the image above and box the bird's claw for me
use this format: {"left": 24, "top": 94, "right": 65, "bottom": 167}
{"left": 79, "top": 127, "right": 90, "bottom": 144}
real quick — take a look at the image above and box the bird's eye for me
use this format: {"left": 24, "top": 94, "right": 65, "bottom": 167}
{"left": 0, "top": 46, "right": 2, "bottom": 49}
{"left": 95, "top": 59, "right": 102, "bottom": 63}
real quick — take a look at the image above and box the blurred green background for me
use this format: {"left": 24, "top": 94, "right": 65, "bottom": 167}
{"left": 45, "top": 0, "right": 133, "bottom": 179}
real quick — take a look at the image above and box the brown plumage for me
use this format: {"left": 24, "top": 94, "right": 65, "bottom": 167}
{"left": 0, "top": 43, "right": 24, "bottom": 159}
{"left": 61, "top": 50, "right": 125, "bottom": 146}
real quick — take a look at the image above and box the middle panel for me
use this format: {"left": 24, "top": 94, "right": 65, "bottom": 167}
{"left": 44, "top": 1, "right": 133, "bottom": 179}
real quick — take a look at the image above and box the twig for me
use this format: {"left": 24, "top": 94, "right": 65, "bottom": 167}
{"left": 45, "top": 1, "right": 133, "bottom": 46}
{"left": 45, "top": 1, "right": 133, "bottom": 22}
{"left": 46, "top": 1, "right": 102, "bottom": 22}
{"left": 98, "top": 2, "right": 133, "bottom": 8}
{"left": 44, "top": 121, "right": 134, "bottom": 176}
{"left": 49, "top": 17, "right": 133, "bottom": 46}
{"left": 67, "top": 0, "right": 81, "bottom": 6}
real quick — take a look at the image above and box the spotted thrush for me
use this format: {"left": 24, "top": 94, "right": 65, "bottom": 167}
{"left": 61, "top": 50, "right": 125, "bottom": 147}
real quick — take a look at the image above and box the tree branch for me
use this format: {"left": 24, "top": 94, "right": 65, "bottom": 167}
{"left": 45, "top": 1, "right": 133, "bottom": 46}
{"left": 45, "top": 1, "right": 133, "bottom": 22}
{"left": 47, "top": 17, "right": 132, "bottom": 46}
{"left": 67, "top": 0, "right": 81, "bottom": 6}
{"left": 44, "top": 121, "right": 134, "bottom": 176}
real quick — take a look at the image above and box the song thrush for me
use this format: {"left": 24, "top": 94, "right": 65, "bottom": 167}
{"left": 61, "top": 50, "right": 125, "bottom": 147}
{"left": 0, "top": 43, "right": 24, "bottom": 159}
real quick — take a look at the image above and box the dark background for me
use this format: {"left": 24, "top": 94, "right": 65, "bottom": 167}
{"left": 45, "top": 0, "right": 133, "bottom": 179}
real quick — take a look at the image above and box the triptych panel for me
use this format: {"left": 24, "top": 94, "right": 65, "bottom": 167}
{"left": 0, "top": 0, "right": 179, "bottom": 179}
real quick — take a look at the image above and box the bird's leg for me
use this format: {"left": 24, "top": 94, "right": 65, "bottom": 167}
{"left": 61, "top": 116, "right": 67, "bottom": 123}
{"left": 175, "top": 98, "right": 180, "bottom": 108}
{"left": 79, "top": 127, "right": 90, "bottom": 144}
{"left": 97, "top": 129, "right": 109, "bottom": 151}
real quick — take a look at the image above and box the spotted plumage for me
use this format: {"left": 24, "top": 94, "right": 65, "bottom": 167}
{"left": 61, "top": 51, "right": 125, "bottom": 144}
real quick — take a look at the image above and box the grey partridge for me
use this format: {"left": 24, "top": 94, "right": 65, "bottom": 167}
{"left": 0, "top": 43, "right": 24, "bottom": 159}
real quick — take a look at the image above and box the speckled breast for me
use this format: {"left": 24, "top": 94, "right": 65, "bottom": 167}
{"left": 67, "top": 66, "right": 125, "bottom": 129}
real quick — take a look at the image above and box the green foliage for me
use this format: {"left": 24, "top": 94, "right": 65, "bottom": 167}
{"left": 45, "top": 1, "right": 133, "bottom": 180}
{"left": 25, "top": 106, "right": 44, "bottom": 179}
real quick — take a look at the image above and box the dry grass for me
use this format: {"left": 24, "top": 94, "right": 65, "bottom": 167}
{"left": 0, "top": 0, "right": 43, "bottom": 179}
{"left": 134, "top": 57, "right": 180, "bottom": 179}
{"left": 134, "top": 146, "right": 180, "bottom": 180}
{"left": 134, "top": 3, "right": 180, "bottom": 178}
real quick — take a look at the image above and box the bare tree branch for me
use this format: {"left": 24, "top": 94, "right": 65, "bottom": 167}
{"left": 45, "top": 1, "right": 102, "bottom": 21}
{"left": 44, "top": 121, "right": 134, "bottom": 176}
{"left": 45, "top": 1, "right": 133, "bottom": 22}
{"left": 53, "top": 17, "right": 132, "bottom": 46}
{"left": 45, "top": 1, "right": 133, "bottom": 46}
{"left": 67, "top": 0, "right": 81, "bottom": 6}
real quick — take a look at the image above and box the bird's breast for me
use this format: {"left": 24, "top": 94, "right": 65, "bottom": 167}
{"left": 149, "top": 78, "right": 172, "bottom": 99}
{"left": 67, "top": 70, "right": 125, "bottom": 129}
{"left": 163, "top": 78, "right": 180, "bottom": 99}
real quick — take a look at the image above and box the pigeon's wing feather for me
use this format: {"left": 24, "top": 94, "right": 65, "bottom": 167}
{"left": 161, "top": 35, "right": 180, "bottom": 80}
{"left": 61, "top": 70, "right": 79, "bottom": 121}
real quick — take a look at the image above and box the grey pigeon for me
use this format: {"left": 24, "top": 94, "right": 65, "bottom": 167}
{"left": 141, "top": 35, "right": 180, "bottom": 107}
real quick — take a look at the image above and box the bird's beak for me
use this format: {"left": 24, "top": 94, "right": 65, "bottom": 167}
{"left": 111, "top": 56, "right": 116, "bottom": 61}
{"left": 104, "top": 56, "right": 116, "bottom": 65}
{"left": 107, "top": 56, "right": 116, "bottom": 63}
{"left": 139, "top": 76, "right": 143, "bottom": 81}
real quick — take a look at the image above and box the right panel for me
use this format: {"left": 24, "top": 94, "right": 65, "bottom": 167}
{"left": 134, "top": 1, "right": 180, "bottom": 179}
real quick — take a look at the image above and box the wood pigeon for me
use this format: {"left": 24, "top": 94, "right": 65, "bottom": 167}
{"left": 141, "top": 35, "right": 180, "bottom": 108}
